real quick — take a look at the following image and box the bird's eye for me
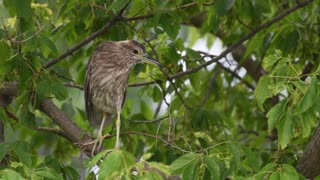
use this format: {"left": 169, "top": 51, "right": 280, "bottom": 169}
{"left": 133, "top": 49, "right": 139, "bottom": 54}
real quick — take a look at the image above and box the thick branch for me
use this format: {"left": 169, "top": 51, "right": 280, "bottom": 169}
{"left": 39, "top": 99, "right": 92, "bottom": 144}
{"left": 296, "top": 123, "right": 320, "bottom": 179}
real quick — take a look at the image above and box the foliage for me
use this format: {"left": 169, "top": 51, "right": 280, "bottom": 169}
{"left": 0, "top": 0, "right": 319, "bottom": 179}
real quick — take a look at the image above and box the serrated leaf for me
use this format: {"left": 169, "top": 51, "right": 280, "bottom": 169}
{"left": 3, "top": 0, "right": 32, "bottom": 19}
{"left": 254, "top": 76, "right": 273, "bottom": 110}
{"left": 152, "top": 86, "right": 162, "bottom": 102}
{"left": 0, "top": 29, "right": 4, "bottom": 39}
{"left": 262, "top": 54, "right": 279, "bottom": 72}
{"left": 266, "top": 100, "right": 287, "bottom": 133}
{"left": 64, "top": 166, "right": 80, "bottom": 180}
{"left": 170, "top": 153, "right": 198, "bottom": 174}
{"left": 229, "top": 143, "right": 240, "bottom": 173}
{"left": 0, "top": 144, "right": 8, "bottom": 161}
{"left": 182, "top": 159, "right": 198, "bottom": 180}
{"left": 0, "top": 41, "right": 10, "bottom": 62}
{"left": 295, "top": 76, "right": 318, "bottom": 114}
{"left": 99, "top": 150, "right": 135, "bottom": 179}
{"left": 281, "top": 164, "right": 299, "bottom": 180}
{"left": 260, "top": 163, "right": 277, "bottom": 172}
{"left": 204, "top": 156, "right": 220, "bottom": 179}
{"left": 269, "top": 172, "right": 280, "bottom": 180}
{"left": 300, "top": 110, "right": 316, "bottom": 138}
{"left": 1, "top": 169, "right": 24, "bottom": 180}
{"left": 159, "top": 13, "right": 180, "bottom": 39}
{"left": 51, "top": 79, "right": 68, "bottom": 100}
{"left": 83, "top": 150, "right": 110, "bottom": 169}
{"left": 277, "top": 110, "right": 293, "bottom": 149}
{"left": 225, "top": 0, "right": 236, "bottom": 10}
{"left": 40, "top": 34, "right": 58, "bottom": 57}
{"left": 13, "top": 142, "right": 33, "bottom": 167}
{"left": 35, "top": 169, "right": 63, "bottom": 179}
{"left": 109, "top": 0, "right": 130, "bottom": 13}
{"left": 19, "top": 106, "right": 35, "bottom": 128}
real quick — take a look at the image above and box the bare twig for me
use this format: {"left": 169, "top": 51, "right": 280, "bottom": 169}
{"left": 217, "top": 62, "right": 255, "bottom": 90}
{"left": 127, "top": 116, "right": 168, "bottom": 124}
{"left": 64, "top": 82, "right": 84, "bottom": 90}
{"left": 103, "top": 131, "right": 189, "bottom": 153}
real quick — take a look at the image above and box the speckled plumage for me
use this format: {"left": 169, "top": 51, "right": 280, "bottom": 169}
{"left": 84, "top": 40, "right": 162, "bottom": 151}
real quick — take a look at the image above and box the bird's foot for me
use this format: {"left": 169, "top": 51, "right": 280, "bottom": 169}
{"left": 83, "top": 133, "right": 108, "bottom": 156}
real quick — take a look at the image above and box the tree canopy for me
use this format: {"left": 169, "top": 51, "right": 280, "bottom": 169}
{"left": 0, "top": 0, "right": 319, "bottom": 179}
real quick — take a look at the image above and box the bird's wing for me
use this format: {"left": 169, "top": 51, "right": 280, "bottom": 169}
{"left": 84, "top": 62, "right": 93, "bottom": 122}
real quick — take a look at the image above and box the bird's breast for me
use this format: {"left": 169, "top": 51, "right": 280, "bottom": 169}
{"left": 90, "top": 68, "right": 129, "bottom": 114}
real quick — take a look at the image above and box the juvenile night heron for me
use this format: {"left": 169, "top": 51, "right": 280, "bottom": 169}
{"left": 85, "top": 40, "right": 162, "bottom": 154}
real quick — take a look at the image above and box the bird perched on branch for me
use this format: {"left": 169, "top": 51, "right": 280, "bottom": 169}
{"left": 84, "top": 40, "right": 163, "bottom": 154}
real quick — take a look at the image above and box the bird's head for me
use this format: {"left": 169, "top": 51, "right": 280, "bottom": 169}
{"left": 117, "top": 40, "right": 163, "bottom": 68}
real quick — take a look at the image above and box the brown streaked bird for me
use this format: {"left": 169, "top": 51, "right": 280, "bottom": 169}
{"left": 85, "top": 40, "right": 162, "bottom": 154}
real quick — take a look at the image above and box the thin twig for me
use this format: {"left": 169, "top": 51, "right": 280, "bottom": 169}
{"left": 64, "top": 82, "right": 84, "bottom": 90}
{"left": 217, "top": 62, "right": 255, "bottom": 90}
{"left": 44, "top": 1, "right": 131, "bottom": 68}
{"left": 35, "top": 126, "right": 68, "bottom": 139}
{"left": 104, "top": 131, "right": 190, "bottom": 153}
{"left": 168, "top": 0, "right": 315, "bottom": 80}
{"left": 127, "top": 116, "right": 168, "bottom": 124}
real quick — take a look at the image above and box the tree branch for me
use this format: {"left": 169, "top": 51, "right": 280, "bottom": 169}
{"left": 39, "top": 99, "right": 92, "bottom": 145}
{"left": 44, "top": 2, "right": 131, "bottom": 69}
{"left": 296, "top": 123, "right": 320, "bottom": 179}
{"left": 168, "top": 0, "right": 315, "bottom": 80}
{"left": 35, "top": 126, "right": 68, "bottom": 139}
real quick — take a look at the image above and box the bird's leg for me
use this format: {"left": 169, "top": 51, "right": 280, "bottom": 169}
{"left": 115, "top": 111, "right": 121, "bottom": 148}
{"left": 85, "top": 112, "right": 107, "bottom": 155}
{"left": 96, "top": 112, "right": 107, "bottom": 151}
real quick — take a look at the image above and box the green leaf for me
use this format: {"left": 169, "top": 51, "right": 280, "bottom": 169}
{"left": 1, "top": 169, "right": 24, "bottom": 180}
{"left": 51, "top": 79, "right": 68, "bottom": 100}
{"left": 159, "top": 13, "right": 180, "bottom": 39}
{"left": 182, "top": 159, "right": 198, "bottom": 180}
{"left": 152, "top": 86, "right": 162, "bottom": 102}
{"left": 277, "top": 110, "right": 293, "bottom": 149}
{"left": 83, "top": 150, "right": 110, "bottom": 169}
{"left": 269, "top": 172, "right": 280, "bottom": 180}
{"left": 262, "top": 54, "right": 280, "bottom": 72}
{"left": 225, "top": 0, "right": 236, "bottom": 10}
{"left": 254, "top": 76, "right": 273, "bottom": 110}
{"left": 229, "top": 143, "right": 241, "bottom": 173}
{"left": 19, "top": 106, "right": 35, "bottom": 128}
{"left": 0, "top": 144, "right": 8, "bottom": 161}
{"left": 35, "top": 169, "right": 63, "bottom": 179}
{"left": 260, "top": 163, "right": 277, "bottom": 172}
{"left": 170, "top": 153, "right": 198, "bottom": 174}
{"left": 295, "top": 76, "right": 318, "bottom": 114}
{"left": 281, "top": 164, "right": 299, "bottom": 180}
{"left": 0, "top": 29, "right": 4, "bottom": 39}
{"left": 266, "top": 100, "right": 287, "bottom": 133}
{"left": 0, "top": 41, "right": 10, "bottom": 62}
{"left": 109, "top": 0, "right": 130, "bottom": 13}
{"left": 300, "top": 110, "right": 316, "bottom": 138}
{"left": 40, "top": 34, "right": 58, "bottom": 57}
{"left": 204, "top": 156, "right": 220, "bottom": 179}
{"left": 99, "top": 150, "right": 135, "bottom": 179}
{"left": 13, "top": 142, "right": 33, "bottom": 167}
{"left": 3, "top": 0, "right": 32, "bottom": 19}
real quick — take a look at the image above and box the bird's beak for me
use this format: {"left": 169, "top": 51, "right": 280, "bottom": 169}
{"left": 140, "top": 54, "right": 164, "bottom": 68}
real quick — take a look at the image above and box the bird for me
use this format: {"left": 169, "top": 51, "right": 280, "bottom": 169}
{"left": 84, "top": 40, "right": 163, "bottom": 154}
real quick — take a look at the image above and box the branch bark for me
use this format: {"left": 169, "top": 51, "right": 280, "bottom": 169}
{"left": 296, "top": 123, "right": 320, "bottom": 179}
